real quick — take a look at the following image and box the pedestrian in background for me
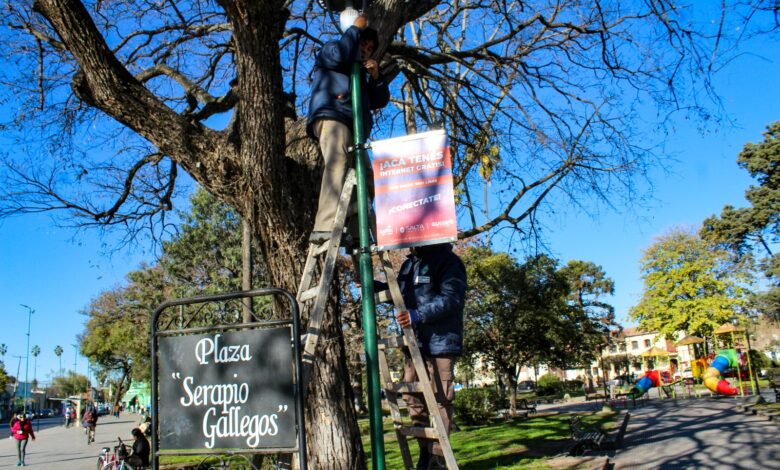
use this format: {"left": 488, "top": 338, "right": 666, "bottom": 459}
{"left": 11, "top": 410, "right": 36, "bottom": 466}
{"left": 82, "top": 404, "right": 98, "bottom": 444}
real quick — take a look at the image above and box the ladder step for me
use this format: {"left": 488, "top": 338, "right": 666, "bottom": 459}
{"left": 397, "top": 425, "right": 440, "bottom": 439}
{"left": 298, "top": 286, "right": 320, "bottom": 302}
{"left": 388, "top": 382, "right": 424, "bottom": 394}
{"left": 379, "top": 336, "right": 405, "bottom": 349}
{"left": 311, "top": 241, "right": 330, "bottom": 256}
{"left": 374, "top": 289, "right": 392, "bottom": 304}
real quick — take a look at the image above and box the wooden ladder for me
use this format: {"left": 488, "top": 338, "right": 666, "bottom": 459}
{"left": 295, "top": 168, "right": 458, "bottom": 469}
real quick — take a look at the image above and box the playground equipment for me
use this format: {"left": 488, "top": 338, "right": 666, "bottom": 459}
{"left": 713, "top": 322, "right": 757, "bottom": 396}
{"left": 628, "top": 370, "right": 661, "bottom": 399}
{"left": 627, "top": 370, "right": 682, "bottom": 399}
{"left": 675, "top": 335, "right": 706, "bottom": 378}
{"left": 702, "top": 349, "right": 740, "bottom": 396}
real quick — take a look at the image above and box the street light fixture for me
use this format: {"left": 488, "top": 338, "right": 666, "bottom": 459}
{"left": 20, "top": 304, "right": 34, "bottom": 414}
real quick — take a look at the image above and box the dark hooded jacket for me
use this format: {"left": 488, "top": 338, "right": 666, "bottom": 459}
{"left": 395, "top": 243, "right": 467, "bottom": 356}
{"left": 306, "top": 26, "right": 390, "bottom": 139}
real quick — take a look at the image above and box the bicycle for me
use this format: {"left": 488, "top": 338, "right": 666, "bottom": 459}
{"left": 97, "top": 437, "right": 134, "bottom": 470}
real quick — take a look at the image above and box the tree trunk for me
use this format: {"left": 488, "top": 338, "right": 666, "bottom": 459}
{"left": 242, "top": 213, "right": 253, "bottom": 322}
{"left": 507, "top": 375, "right": 517, "bottom": 417}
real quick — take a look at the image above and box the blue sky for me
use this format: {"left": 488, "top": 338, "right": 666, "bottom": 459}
{"left": 1, "top": 27, "right": 778, "bottom": 386}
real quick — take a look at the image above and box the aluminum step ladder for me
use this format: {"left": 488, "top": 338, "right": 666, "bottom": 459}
{"left": 295, "top": 168, "right": 458, "bottom": 469}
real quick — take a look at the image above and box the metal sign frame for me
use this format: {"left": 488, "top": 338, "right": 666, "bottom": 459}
{"left": 150, "top": 288, "right": 306, "bottom": 470}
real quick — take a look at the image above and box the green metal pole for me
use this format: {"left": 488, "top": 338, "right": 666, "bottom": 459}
{"left": 351, "top": 61, "right": 385, "bottom": 469}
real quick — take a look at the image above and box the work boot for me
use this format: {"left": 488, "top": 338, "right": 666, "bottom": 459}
{"left": 428, "top": 454, "right": 446, "bottom": 470}
{"left": 415, "top": 444, "right": 431, "bottom": 470}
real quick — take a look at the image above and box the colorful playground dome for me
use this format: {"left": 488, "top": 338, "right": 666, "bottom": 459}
{"left": 702, "top": 349, "right": 739, "bottom": 396}
{"left": 628, "top": 370, "right": 661, "bottom": 399}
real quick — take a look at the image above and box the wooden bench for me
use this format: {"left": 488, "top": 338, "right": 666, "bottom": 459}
{"left": 585, "top": 392, "right": 607, "bottom": 402}
{"left": 518, "top": 398, "right": 537, "bottom": 415}
{"left": 600, "top": 412, "right": 631, "bottom": 450}
{"left": 533, "top": 394, "right": 559, "bottom": 405}
{"left": 567, "top": 412, "right": 630, "bottom": 455}
{"left": 567, "top": 416, "right": 606, "bottom": 456}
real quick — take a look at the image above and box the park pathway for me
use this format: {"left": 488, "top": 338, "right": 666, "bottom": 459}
{"left": 1, "top": 413, "right": 142, "bottom": 470}
{"left": 611, "top": 397, "right": 779, "bottom": 470}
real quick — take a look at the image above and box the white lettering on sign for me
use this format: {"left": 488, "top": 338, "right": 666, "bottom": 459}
{"left": 168, "top": 333, "right": 292, "bottom": 449}
{"left": 201, "top": 405, "right": 288, "bottom": 448}
{"left": 388, "top": 193, "right": 441, "bottom": 214}
{"left": 378, "top": 150, "right": 445, "bottom": 177}
{"left": 178, "top": 375, "right": 250, "bottom": 414}
{"left": 195, "top": 334, "right": 252, "bottom": 364}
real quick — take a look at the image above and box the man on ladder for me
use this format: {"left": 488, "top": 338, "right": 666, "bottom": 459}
{"left": 306, "top": 13, "right": 389, "bottom": 244}
{"left": 381, "top": 243, "right": 467, "bottom": 470}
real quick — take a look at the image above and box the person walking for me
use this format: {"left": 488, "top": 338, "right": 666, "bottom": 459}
{"left": 82, "top": 404, "right": 98, "bottom": 444}
{"left": 380, "top": 243, "right": 467, "bottom": 470}
{"left": 11, "top": 410, "right": 36, "bottom": 466}
{"left": 64, "top": 405, "right": 73, "bottom": 428}
{"left": 306, "top": 13, "right": 390, "bottom": 243}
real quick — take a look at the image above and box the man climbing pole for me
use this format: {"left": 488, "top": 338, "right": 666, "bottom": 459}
{"left": 306, "top": 14, "right": 390, "bottom": 243}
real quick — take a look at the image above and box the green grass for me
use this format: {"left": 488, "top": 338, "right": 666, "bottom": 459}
{"left": 362, "top": 410, "right": 618, "bottom": 469}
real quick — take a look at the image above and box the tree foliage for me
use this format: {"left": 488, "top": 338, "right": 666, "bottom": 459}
{"left": 50, "top": 371, "right": 90, "bottom": 397}
{"left": 702, "top": 122, "right": 780, "bottom": 320}
{"left": 80, "top": 188, "right": 264, "bottom": 404}
{"left": 161, "top": 189, "right": 266, "bottom": 295}
{"left": 630, "top": 227, "right": 754, "bottom": 338}
{"left": 462, "top": 247, "right": 611, "bottom": 415}
{"left": 0, "top": 363, "right": 8, "bottom": 393}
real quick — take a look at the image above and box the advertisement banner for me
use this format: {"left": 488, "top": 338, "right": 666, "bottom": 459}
{"left": 372, "top": 129, "right": 458, "bottom": 250}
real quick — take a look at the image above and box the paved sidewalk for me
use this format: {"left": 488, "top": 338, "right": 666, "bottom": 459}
{"left": 1, "top": 414, "right": 143, "bottom": 469}
{"left": 611, "top": 397, "right": 780, "bottom": 470}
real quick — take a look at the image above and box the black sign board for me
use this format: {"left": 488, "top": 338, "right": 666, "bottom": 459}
{"left": 158, "top": 327, "right": 296, "bottom": 451}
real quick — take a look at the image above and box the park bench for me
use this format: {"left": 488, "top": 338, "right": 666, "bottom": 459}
{"left": 567, "top": 416, "right": 606, "bottom": 456}
{"left": 600, "top": 412, "right": 631, "bottom": 450}
{"left": 533, "top": 394, "right": 559, "bottom": 405}
{"left": 567, "top": 412, "right": 631, "bottom": 456}
{"left": 518, "top": 398, "right": 537, "bottom": 415}
{"left": 585, "top": 391, "right": 607, "bottom": 401}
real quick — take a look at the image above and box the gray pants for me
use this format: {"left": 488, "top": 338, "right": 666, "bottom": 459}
{"left": 312, "top": 119, "right": 374, "bottom": 233}
{"left": 403, "top": 355, "right": 456, "bottom": 457}
{"left": 16, "top": 438, "right": 28, "bottom": 463}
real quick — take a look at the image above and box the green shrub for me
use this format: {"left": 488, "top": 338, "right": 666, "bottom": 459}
{"left": 536, "top": 373, "right": 563, "bottom": 396}
{"left": 453, "top": 387, "right": 501, "bottom": 425}
{"left": 565, "top": 379, "right": 584, "bottom": 392}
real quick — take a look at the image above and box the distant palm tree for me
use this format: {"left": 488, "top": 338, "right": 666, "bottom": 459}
{"left": 54, "top": 345, "right": 64, "bottom": 376}
{"left": 0, "top": 343, "right": 6, "bottom": 366}
{"left": 31, "top": 345, "right": 41, "bottom": 384}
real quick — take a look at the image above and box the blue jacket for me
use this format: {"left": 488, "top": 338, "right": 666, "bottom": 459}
{"left": 306, "top": 26, "right": 390, "bottom": 139}
{"left": 396, "top": 244, "right": 467, "bottom": 356}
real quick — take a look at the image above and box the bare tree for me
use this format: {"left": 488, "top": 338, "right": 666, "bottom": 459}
{"left": 0, "top": 0, "right": 776, "bottom": 466}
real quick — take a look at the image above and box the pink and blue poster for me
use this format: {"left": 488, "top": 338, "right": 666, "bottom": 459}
{"left": 371, "top": 129, "right": 458, "bottom": 250}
